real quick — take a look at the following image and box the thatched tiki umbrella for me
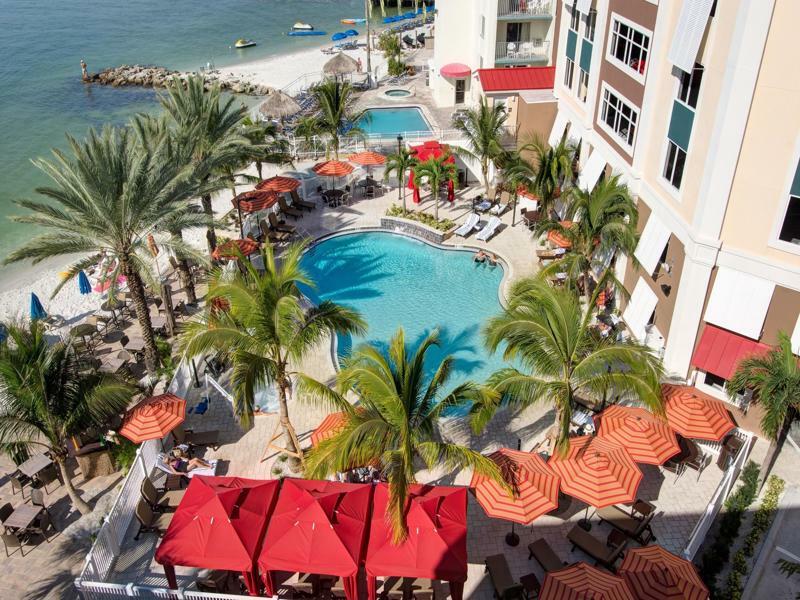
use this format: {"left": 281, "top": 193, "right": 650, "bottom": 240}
{"left": 258, "top": 90, "right": 302, "bottom": 120}
{"left": 323, "top": 52, "right": 359, "bottom": 78}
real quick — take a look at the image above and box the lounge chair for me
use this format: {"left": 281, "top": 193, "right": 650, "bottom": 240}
{"left": 597, "top": 504, "right": 656, "bottom": 544}
{"left": 141, "top": 476, "right": 185, "bottom": 511}
{"left": 536, "top": 247, "right": 566, "bottom": 262}
{"left": 290, "top": 189, "right": 315, "bottom": 211}
{"left": 567, "top": 524, "right": 627, "bottom": 570}
{"left": 171, "top": 425, "right": 221, "bottom": 451}
{"left": 269, "top": 212, "right": 297, "bottom": 235}
{"left": 134, "top": 498, "right": 174, "bottom": 540}
{"left": 484, "top": 554, "right": 525, "bottom": 599}
{"left": 521, "top": 209, "right": 541, "bottom": 228}
{"left": 155, "top": 453, "right": 219, "bottom": 481}
{"left": 259, "top": 220, "right": 292, "bottom": 244}
{"left": 279, "top": 197, "right": 304, "bottom": 220}
{"left": 528, "top": 538, "right": 566, "bottom": 572}
{"left": 454, "top": 213, "right": 480, "bottom": 237}
{"left": 476, "top": 216, "right": 502, "bottom": 242}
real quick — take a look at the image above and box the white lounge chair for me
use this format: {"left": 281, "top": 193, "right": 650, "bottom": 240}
{"left": 476, "top": 216, "right": 502, "bottom": 241}
{"left": 155, "top": 453, "right": 219, "bottom": 479}
{"left": 454, "top": 213, "right": 480, "bottom": 237}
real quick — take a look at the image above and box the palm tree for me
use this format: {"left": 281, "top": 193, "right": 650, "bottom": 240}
{"left": 536, "top": 175, "right": 639, "bottom": 305}
{"left": 452, "top": 97, "right": 508, "bottom": 195}
{"left": 241, "top": 118, "right": 291, "bottom": 180}
{"left": 384, "top": 147, "right": 416, "bottom": 212}
{"left": 728, "top": 332, "right": 800, "bottom": 487}
{"left": 178, "top": 241, "right": 366, "bottom": 470}
{"left": 159, "top": 75, "right": 253, "bottom": 254}
{"left": 477, "top": 279, "right": 664, "bottom": 454}
{"left": 294, "top": 116, "right": 324, "bottom": 159}
{"left": 5, "top": 126, "right": 206, "bottom": 373}
{"left": 310, "top": 79, "right": 366, "bottom": 159}
{"left": 0, "top": 322, "right": 135, "bottom": 514}
{"left": 412, "top": 155, "right": 458, "bottom": 222}
{"left": 510, "top": 136, "right": 576, "bottom": 218}
{"left": 298, "top": 328, "right": 504, "bottom": 543}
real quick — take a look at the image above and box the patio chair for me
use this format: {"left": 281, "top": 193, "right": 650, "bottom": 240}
{"left": 172, "top": 425, "right": 221, "bottom": 452}
{"left": 29, "top": 511, "right": 56, "bottom": 543}
{"left": 141, "top": 477, "right": 186, "bottom": 512}
{"left": 290, "top": 572, "right": 317, "bottom": 598}
{"left": 521, "top": 209, "right": 541, "bottom": 228}
{"left": 279, "top": 197, "right": 304, "bottom": 220}
{"left": 506, "top": 42, "right": 518, "bottom": 59}
{"left": 528, "top": 538, "right": 567, "bottom": 573}
{"left": 684, "top": 451, "right": 713, "bottom": 480}
{"left": 29, "top": 489, "right": 51, "bottom": 519}
{"left": 1, "top": 532, "right": 26, "bottom": 557}
{"left": 476, "top": 216, "right": 502, "bottom": 242}
{"left": 259, "top": 220, "right": 292, "bottom": 245}
{"left": 7, "top": 471, "right": 30, "bottom": 498}
{"left": 329, "top": 576, "right": 347, "bottom": 599}
{"left": 35, "top": 464, "right": 61, "bottom": 493}
{"left": 411, "top": 578, "right": 433, "bottom": 600}
{"left": 597, "top": 505, "right": 656, "bottom": 544}
{"left": 269, "top": 212, "right": 297, "bottom": 235}
{"left": 290, "top": 190, "right": 315, "bottom": 211}
{"left": 454, "top": 213, "right": 480, "bottom": 237}
{"left": 567, "top": 525, "right": 627, "bottom": 571}
{"left": 485, "top": 554, "right": 525, "bottom": 600}
{"left": 0, "top": 502, "right": 13, "bottom": 528}
{"left": 134, "top": 498, "right": 174, "bottom": 540}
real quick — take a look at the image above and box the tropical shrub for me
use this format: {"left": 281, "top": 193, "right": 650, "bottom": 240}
{"left": 386, "top": 204, "right": 455, "bottom": 231}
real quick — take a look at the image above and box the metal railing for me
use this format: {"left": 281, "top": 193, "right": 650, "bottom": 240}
{"left": 498, "top": 0, "right": 553, "bottom": 18}
{"left": 496, "top": 39, "right": 551, "bottom": 62}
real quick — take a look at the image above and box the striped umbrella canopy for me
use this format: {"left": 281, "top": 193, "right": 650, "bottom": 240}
{"left": 348, "top": 151, "right": 387, "bottom": 167}
{"left": 662, "top": 384, "right": 736, "bottom": 441}
{"left": 548, "top": 436, "right": 642, "bottom": 509}
{"left": 595, "top": 405, "right": 680, "bottom": 466}
{"left": 547, "top": 221, "right": 574, "bottom": 249}
{"left": 256, "top": 176, "right": 301, "bottom": 193}
{"left": 119, "top": 393, "right": 186, "bottom": 443}
{"left": 232, "top": 190, "right": 280, "bottom": 213}
{"left": 311, "top": 412, "right": 348, "bottom": 447}
{"left": 212, "top": 239, "right": 261, "bottom": 261}
{"left": 313, "top": 160, "right": 355, "bottom": 177}
{"left": 619, "top": 545, "right": 709, "bottom": 600}
{"left": 470, "top": 448, "right": 559, "bottom": 525}
{"left": 541, "top": 563, "right": 635, "bottom": 600}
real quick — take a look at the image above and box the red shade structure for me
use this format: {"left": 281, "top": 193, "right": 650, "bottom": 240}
{"left": 311, "top": 412, "right": 348, "bottom": 447}
{"left": 232, "top": 190, "right": 280, "bottom": 213}
{"left": 541, "top": 563, "right": 635, "bottom": 600}
{"left": 662, "top": 384, "right": 736, "bottom": 441}
{"left": 548, "top": 436, "right": 643, "bottom": 509}
{"left": 408, "top": 141, "right": 456, "bottom": 204}
{"left": 547, "top": 221, "right": 574, "bottom": 249}
{"left": 595, "top": 406, "right": 680, "bottom": 466}
{"left": 256, "top": 176, "right": 301, "bottom": 193}
{"left": 348, "top": 151, "right": 387, "bottom": 167}
{"left": 118, "top": 393, "right": 186, "bottom": 444}
{"left": 313, "top": 160, "right": 355, "bottom": 177}
{"left": 212, "top": 239, "right": 260, "bottom": 261}
{"left": 440, "top": 63, "right": 472, "bottom": 78}
{"left": 619, "top": 545, "right": 709, "bottom": 600}
{"left": 258, "top": 479, "right": 373, "bottom": 600}
{"left": 366, "top": 484, "right": 468, "bottom": 600}
{"left": 155, "top": 476, "right": 280, "bottom": 596}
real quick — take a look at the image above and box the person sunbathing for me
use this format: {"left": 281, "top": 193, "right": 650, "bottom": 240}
{"left": 162, "top": 448, "right": 212, "bottom": 474}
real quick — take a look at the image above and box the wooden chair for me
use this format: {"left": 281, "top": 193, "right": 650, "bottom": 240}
{"left": 268, "top": 212, "right": 297, "bottom": 235}
{"left": 279, "top": 197, "right": 303, "bottom": 220}
{"left": 290, "top": 190, "right": 315, "bottom": 211}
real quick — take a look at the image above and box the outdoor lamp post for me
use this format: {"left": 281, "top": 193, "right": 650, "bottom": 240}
{"left": 397, "top": 134, "right": 404, "bottom": 203}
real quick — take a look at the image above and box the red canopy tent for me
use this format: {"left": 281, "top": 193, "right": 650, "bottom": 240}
{"left": 155, "top": 476, "right": 280, "bottom": 596}
{"left": 366, "top": 484, "right": 468, "bottom": 600}
{"left": 258, "top": 479, "right": 372, "bottom": 600}
{"left": 408, "top": 141, "right": 456, "bottom": 203}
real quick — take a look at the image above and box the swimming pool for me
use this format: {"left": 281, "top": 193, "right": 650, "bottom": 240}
{"left": 357, "top": 107, "right": 432, "bottom": 137}
{"left": 299, "top": 231, "right": 509, "bottom": 399}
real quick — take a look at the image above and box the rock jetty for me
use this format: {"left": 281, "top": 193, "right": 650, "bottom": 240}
{"left": 84, "top": 64, "right": 274, "bottom": 96}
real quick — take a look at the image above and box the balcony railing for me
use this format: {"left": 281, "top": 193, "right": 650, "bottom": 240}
{"left": 496, "top": 40, "right": 551, "bottom": 62}
{"left": 498, "top": 0, "right": 553, "bottom": 18}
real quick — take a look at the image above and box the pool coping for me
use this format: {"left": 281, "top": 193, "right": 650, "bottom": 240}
{"left": 359, "top": 103, "right": 436, "bottom": 136}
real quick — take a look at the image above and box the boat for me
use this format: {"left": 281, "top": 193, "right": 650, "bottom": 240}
{"left": 331, "top": 32, "right": 348, "bottom": 41}
{"left": 292, "top": 22, "right": 314, "bottom": 31}
{"left": 341, "top": 18, "right": 366, "bottom": 25}
{"left": 288, "top": 30, "right": 326, "bottom": 37}
{"left": 234, "top": 38, "right": 257, "bottom": 48}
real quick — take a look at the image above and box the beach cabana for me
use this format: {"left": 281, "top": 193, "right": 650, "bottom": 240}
{"left": 155, "top": 476, "right": 280, "bottom": 596}
{"left": 323, "top": 52, "right": 359, "bottom": 77}
{"left": 258, "top": 91, "right": 301, "bottom": 120}
{"left": 661, "top": 384, "right": 736, "bottom": 441}
{"left": 118, "top": 393, "right": 186, "bottom": 444}
{"left": 258, "top": 479, "right": 372, "bottom": 600}
{"left": 594, "top": 405, "right": 680, "bottom": 466}
{"left": 408, "top": 141, "right": 456, "bottom": 203}
{"left": 619, "top": 545, "right": 709, "bottom": 600}
{"left": 540, "top": 562, "right": 634, "bottom": 600}
{"left": 366, "top": 483, "right": 468, "bottom": 600}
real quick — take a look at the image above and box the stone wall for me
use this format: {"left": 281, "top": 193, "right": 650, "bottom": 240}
{"left": 380, "top": 216, "right": 453, "bottom": 244}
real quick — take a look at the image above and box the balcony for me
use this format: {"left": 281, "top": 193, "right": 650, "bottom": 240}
{"left": 498, "top": 0, "right": 553, "bottom": 20}
{"left": 495, "top": 40, "right": 551, "bottom": 65}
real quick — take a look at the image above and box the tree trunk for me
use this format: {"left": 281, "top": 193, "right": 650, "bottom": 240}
{"left": 256, "top": 160, "right": 263, "bottom": 180}
{"left": 56, "top": 458, "right": 92, "bottom": 515}
{"left": 123, "top": 261, "right": 160, "bottom": 374}
{"left": 482, "top": 162, "right": 491, "bottom": 197}
{"left": 201, "top": 194, "right": 217, "bottom": 255}
{"left": 434, "top": 192, "right": 439, "bottom": 222}
{"left": 759, "top": 419, "right": 789, "bottom": 491}
{"left": 584, "top": 269, "right": 593, "bottom": 309}
{"left": 277, "top": 374, "right": 303, "bottom": 473}
{"left": 171, "top": 232, "right": 197, "bottom": 304}
{"left": 401, "top": 177, "right": 407, "bottom": 212}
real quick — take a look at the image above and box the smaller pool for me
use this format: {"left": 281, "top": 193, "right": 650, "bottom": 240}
{"left": 358, "top": 107, "right": 431, "bottom": 137}
{"left": 385, "top": 89, "right": 411, "bottom": 97}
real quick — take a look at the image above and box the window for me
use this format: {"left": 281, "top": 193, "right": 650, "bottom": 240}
{"left": 569, "top": 3, "right": 580, "bottom": 32}
{"left": 584, "top": 10, "right": 597, "bottom": 41}
{"left": 663, "top": 141, "right": 687, "bottom": 189}
{"left": 578, "top": 69, "right": 589, "bottom": 102}
{"left": 678, "top": 64, "right": 704, "bottom": 108}
{"left": 778, "top": 196, "right": 800, "bottom": 245}
{"left": 703, "top": 372, "right": 727, "bottom": 392}
{"left": 564, "top": 58, "right": 575, "bottom": 89}
{"left": 609, "top": 16, "right": 651, "bottom": 77}
{"left": 600, "top": 86, "right": 638, "bottom": 148}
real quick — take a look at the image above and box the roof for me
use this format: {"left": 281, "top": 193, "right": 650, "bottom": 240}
{"left": 691, "top": 324, "right": 771, "bottom": 380}
{"left": 477, "top": 66, "right": 555, "bottom": 93}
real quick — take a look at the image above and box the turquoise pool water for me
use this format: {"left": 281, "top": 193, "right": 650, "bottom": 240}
{"left": 358, "top": 107, "right": 432, "bottom": 137}
{"left": 299, "top": 232, "right": 508, "bottom": 399}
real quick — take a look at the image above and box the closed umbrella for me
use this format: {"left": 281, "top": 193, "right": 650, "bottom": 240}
{"left": 118, "top": 393, "right": 186, "bottom": 444}
{"left": 323, "top": 52, "right": 359, "bottom": 77}
{"left": 619, "top": 545, "right": 709, "bottom": 600}
{"left": 662, "top": 384, "right": 736, "bottom": 441}
{"left": 78, "top": 271, "right": 92, "bottom": 295}
{"left": 595, "top": 405, "right": 680, "bottom": 465}
{"left": 258, "top": 91, "right": 301, "bottom": 120}
{"left": 541, "top": 563, "right": 635, "bottom": 600}
{"left": 30, "top": 293, "right": 46, "bottom": 321}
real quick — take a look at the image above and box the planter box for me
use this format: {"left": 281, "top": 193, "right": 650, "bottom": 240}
{"left": 380, "top": 216, "right": 454, "bottom": 244}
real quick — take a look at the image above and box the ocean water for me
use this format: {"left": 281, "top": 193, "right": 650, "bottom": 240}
{"left": 299, "top": 232, "right": 509, "bottom": 399}
{"left": 0, "top": 0, "right": 377, "bottom": 273}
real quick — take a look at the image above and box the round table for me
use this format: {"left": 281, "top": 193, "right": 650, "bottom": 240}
{"left": 70, "top": 323, "right": 98, "bottom": 348}
{"left": 323, "top": 189, "right": 345, "bottom": 207}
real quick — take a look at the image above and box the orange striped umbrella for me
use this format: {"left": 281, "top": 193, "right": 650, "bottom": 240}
{"left": 547, "top": 221, "right": 574, "bottom": 249}
{"left": 470, "top": 448, "right": 559, "bottom": 525}
{"left": 348, "top": 151, "right": 387, "bottom": 167}
{"left": 541, "top": 563, "right": 635, "bottom": 600}
{"left": 311, "top": 412, "right": 348, "bottom": 447}
{"left": 548, "top": 436, "right": 642, "bottom": 509}
{"left": 619, "top": 545, "right": 709, "bottom": 600}
{"left": 232, "top": 190, "right": 280, "bottom": 213}
{"left": 256, "top": 176, "right": 301, "bottom": 193}
{"left": 119, "top": 393, "right": 186, "bottom": 443}
{"left": 212, "top": 239, "right": 260, "bottom": 261}
{"left": 313, "top": 160, "right": 355, "bottom": 177}
{"left": 595, "top": 406, "right": 680, "bottom": 465}
{"left": 662, "top": 384, "right": 736, "bottom": 441}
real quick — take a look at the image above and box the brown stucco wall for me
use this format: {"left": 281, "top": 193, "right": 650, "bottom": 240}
{"left": 516, "top": 99, "right": 558, "bottom": 146}
{"left": 551, "top": 0, "right": 562, "bottom": 66}
{"left": 761, "top": 286, "right": 800, "bottom": 347}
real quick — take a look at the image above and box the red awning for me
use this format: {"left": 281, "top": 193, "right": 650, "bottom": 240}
{"left": 477, "top": 66, "right": 555, "bottom": 93}
{"left": 691, "top": 324, "right": 770, "bottom": 380}
{"left": 440, "top": 63, "right": 471, "bottom": 78}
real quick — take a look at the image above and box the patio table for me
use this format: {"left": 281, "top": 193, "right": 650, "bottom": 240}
{"left": 17, "top": 453, "right": 53, "bottom": 480}
{"left": 100, "top": 356, "right": 128, "bottom": 374}
{"left": 71, "top": 323, "right": 99, "bottom": 347}
{"left": 4, "top": 505, "right": 43, "bottom": 531}
{"left": 323, "top": 189, "right": 345, "bottom": 207}
{"left": 124, "top": 337, "right": 146, "bottom": 353}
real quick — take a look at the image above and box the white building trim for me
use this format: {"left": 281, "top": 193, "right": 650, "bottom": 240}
{"left": 623, "top": 278, "right": 659, "bottom": 341}
{"left": 667, "top": 0, "right": 715, "bottom": 74}
{"left": 635, "top": 213, "right": 672, "bottom": 276}
{"left": 704, "top": 267, "right": 775, "bottom": 339}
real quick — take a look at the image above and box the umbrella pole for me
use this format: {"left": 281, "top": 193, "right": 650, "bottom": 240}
{"left": 578, "top": 505, "right": 592, "bottom": 531}
{"left": 505, "top": 522, "right": 520, "bottom": 547}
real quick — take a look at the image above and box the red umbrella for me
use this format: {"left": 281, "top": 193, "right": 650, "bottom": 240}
{"left": 662, "top": 384, "right": 736, "bottom": 441}
{"left": 348, "top": 151, "right": 386, "bottom": 167}
{"left": 547, "top": 221, "right": 574, "bottom": 249}
{"left": 118, "top": 393, "right": 185, "bottom": 444}
{"left": 541, "top": 563, "right": 635, "bottom": 600}
{"left": 366, "top": 484, "right": 468, "bottom": 600}
{"left": 595, "top": 405, "right": 680, "bottom": 465}
{"left": 548, "top": 436, "right": 643, "bottom": 509}
{"left": 212, "top": 239, "right": 260, "bottom": 261}
{"left": 311, "top": 412, "right": 348, "bottom": 447}
{"left": 256, "top": 176, "right": 301, "bottom": 193}
{"left": 232, "top": 190, "right": 280, "bottom": 213}
{"left": 313, "top": 160, "right": 355, "bottom": 177}
{"left": 619, "top": 545, "right": 709, "bottom": 600}
{"left": 258, "top": 479, "right": 372, "bottom": 600}
{"left": 155, "top": 476, "right": 280, "bottom": 596}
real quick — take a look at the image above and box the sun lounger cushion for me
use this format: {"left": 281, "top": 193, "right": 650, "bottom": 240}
{"left": 597, "top": 505, "right": 647, "bottom": 536}
{"left": 567, "top": 525, "right": 625, "bottom": 569}
{"left": 155, "top": 453, "right": 219, "bottom": 479}
{"left": 528, "top": 538, "right": 564, "bottom": 572}
{"left": 455, "top": 213, "right": 480, "bottom": 237}
{"left": 476, "top": 216, "right": 502, "bottom": 242}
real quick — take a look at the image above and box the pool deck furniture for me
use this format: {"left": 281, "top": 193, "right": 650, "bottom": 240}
{"left": 269, "top": 212, "right": 297, "bottom": 235}
{"left": 454, "top": 213, "right": 480, "bottom": 237}
{"left": 140, "top": 477, "right": 185, "bottom": 512}
{"left": 171, "top": 425, "right": 221, "bottom": 452}
{"left": 477, "top": 216, "right": 503, "bottom": 242}
{"left": 4, "top": 504, "right": 43, "bottom": 532}
{"left": 17, "top": 453, "right": 54, "bottom": 483}
{"left": 519, "top": 573, "right": 541, "bottom": 599}
{"left": 279, "top": 197, "right": 304, "bottom": 219}
{"left": 485, "top": 554, "right": 525, "bottom": 599}
{"left": 323, "top": 189, "right": 346, "bottom": 207}
{"left": 567, "top": 524, "right": 628, "bottom": 571}
{"left": 597, "top": 504, "right": 656, "bottom": 544}
{"left": 133, "top": 498, "right": 173, "bottom": 540}
{"left": 527, "top": 538, "right": 566, "bottom": 573}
